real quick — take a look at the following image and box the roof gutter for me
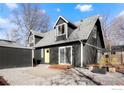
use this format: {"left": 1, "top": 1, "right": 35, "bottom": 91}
{"left": 79, "top": 40, "right": 104, "bottom": 51}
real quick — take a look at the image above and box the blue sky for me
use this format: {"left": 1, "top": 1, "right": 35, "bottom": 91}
{"left": 0, "top": 3, "right": 124, "bottom": 40}
{"left": 41, "top": 3, "right": 124, "bottom": 24}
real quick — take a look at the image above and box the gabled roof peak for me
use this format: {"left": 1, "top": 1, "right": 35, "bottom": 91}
{"left": 30, "top": 30, "right": 44, "bottom": 37}
{"left": 53, "top": 16, "right": 77, "bottom": 29}
{"left": 53, "top": 16, "right": 69, "bottom": 28}
{"left": 35, "top": 15, "right": 102, "bottom": 48}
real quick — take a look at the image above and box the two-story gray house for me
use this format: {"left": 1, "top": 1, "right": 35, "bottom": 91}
{"left": 29, "top": 15, "right": 105, "bottom": 67}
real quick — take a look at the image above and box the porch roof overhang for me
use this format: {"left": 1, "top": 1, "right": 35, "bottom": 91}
{"left": 35, "top": 39, "right": 86, "bottom": 49}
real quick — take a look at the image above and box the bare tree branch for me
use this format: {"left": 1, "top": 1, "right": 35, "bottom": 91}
{"left": 12, "top": 3, "right": 50, "bottom": 46}
{"left": 108, "top": 15, "right": 124, "bottom": 45}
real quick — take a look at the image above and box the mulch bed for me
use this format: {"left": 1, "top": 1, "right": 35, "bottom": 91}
{"left": 48, "top": 64, "right": 72, "bottom": 70}
{"left": 0, "top": 76, "right": 9, "bottom": 85}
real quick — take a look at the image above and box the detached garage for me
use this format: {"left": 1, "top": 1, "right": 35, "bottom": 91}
{"left": 0, "top": 39, "right": 32, "bottom": 69}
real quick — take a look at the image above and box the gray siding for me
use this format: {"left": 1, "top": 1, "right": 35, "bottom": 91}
{"left": 83, "top": 22, "right": 104, "bottom": 66}
{"left": 68, "top": 25, "right": 74, "bottom": 37}
{"left": 50, "top": 47, "right": 58, "bottom": 64}
{"left": 34, "top": 49, "right": 41, "bottom": 60}
{"left": 34, "top": 47, "right": 59, "bottom": 65}
{"left": 33, "top": 36, "right": 43, "bottom": 64}
{"left": 34, "top": 49, "right": 45, "bottom": 64}
{"left": 0, "top": 47, "right": 32, "bottom": 69}
{"left": 83, "top": 27, "right": 97, "bottom": 66}
{"left": 48, "top": 43, "right": 81, "bottom": 67}
{"left": 35, "top": 43, "right": 81, "bottom": 67}
{"left": 72, "top": 43, "right": 81, "bottom": 67}
{"left": 35, "top": 36, "right": 42, "bottom": 44}
{"left": 96, "top": 22, "right": 105, "bottom": 63}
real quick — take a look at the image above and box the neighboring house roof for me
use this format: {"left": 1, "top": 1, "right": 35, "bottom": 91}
{"left": 27, "top": 30, "right": 44, "bottom": 42}
{"left": 35, "top": 15, "right": 100, "bottom": 48}
{"left": 111, "top": 45, "right": 124, "bottom": 51}
{"left": 30, "top": 30, "right": 44, "bottom": 37}
{"left": 0, "top": 39, "right": 32, "bottom": 49}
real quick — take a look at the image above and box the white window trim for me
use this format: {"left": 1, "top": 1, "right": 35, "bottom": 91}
{"left": 59, "top": 47, "right": 66, "bottom": 64}
{"left": 41, "top": 49, "right": 44, "bottom": 58}
{"left": 81, "top": 42, "right": 83, "bottom": 67}
{"left": 56, "top": 23, "right": 67, "bottom": 36}
{"left": 58, "top": 46, "right": 72, "bottom": 65}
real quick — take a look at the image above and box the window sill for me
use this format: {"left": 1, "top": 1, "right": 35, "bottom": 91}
{"left": 57, "top": 33, "right": 66, "bottom": 36}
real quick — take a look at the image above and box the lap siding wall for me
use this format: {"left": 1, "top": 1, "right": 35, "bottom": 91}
{"left": 0, "top": 47, "right": 32, "bottom": 69}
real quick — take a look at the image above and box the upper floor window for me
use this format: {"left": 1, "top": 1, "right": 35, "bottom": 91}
{"left": 57, "top": 23, "right": 67, "bottom": 36}
{"left": 29, "top": 35, "right": 34, "bottom": 43}
{"left": 92, "top": 26, "right": 97, "bottom": 38}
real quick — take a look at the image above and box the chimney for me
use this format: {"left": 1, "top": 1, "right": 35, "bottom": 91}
{"left": 79, "top": 20, "right": 83, "bottom": 30}
{"left": 80, "top": 20, "right": 83, "bottom": 22}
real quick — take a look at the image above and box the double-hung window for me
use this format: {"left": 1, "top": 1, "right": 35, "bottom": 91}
{"left": 57, "top": 23, "right": 67, "bottom": 36}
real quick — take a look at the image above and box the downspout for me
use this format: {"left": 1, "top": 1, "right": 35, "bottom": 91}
{"left": 79, "top": 40, "right": 104, "bottom": 68}
{"left": 79, "top": 40, "right": 103, "bottom": 67}
{"left": 32, "top": 47, "right": 35, "bottom": 67}
{"left": 79, "top": 40, "right": 83, "bottom": 67}
{"left": 32, "top": 35, "right": 35, "bottom": 67}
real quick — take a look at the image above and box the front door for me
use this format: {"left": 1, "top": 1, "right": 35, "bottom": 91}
{"left": 45, "top": 48, "right": 50, "bottom": 63}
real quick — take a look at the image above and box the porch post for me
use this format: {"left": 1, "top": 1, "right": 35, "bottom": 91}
{"left": 32, "top": 48, "right": 34, "bottom": 67}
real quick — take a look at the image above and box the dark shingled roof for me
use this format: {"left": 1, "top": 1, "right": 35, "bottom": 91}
{"left": 35, "top": 15, "right": 100, "bottom": 48}
{"left": 0, "top": 39, "right": 32, "bottom": 49}
{"left": 30, "top": 30, "right": 44, "bottom": 37}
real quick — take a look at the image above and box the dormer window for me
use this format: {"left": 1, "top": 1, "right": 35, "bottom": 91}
{"left": 57, "top": 23, "right": 67, "bottom": 36}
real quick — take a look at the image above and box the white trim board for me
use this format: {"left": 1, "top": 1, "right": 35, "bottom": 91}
{"left": 41, "top": 49, "right": 44, "bottom": 58}
{"left": 81, "top": 42, "right": 83, "bottom": 67}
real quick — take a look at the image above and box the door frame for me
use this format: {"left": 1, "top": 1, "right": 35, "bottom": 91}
{"left": 58, "top": 46, "right": 72, "bottom": 65}
{"left": 45, "top": 48, "right": 50, "bottom": 63}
